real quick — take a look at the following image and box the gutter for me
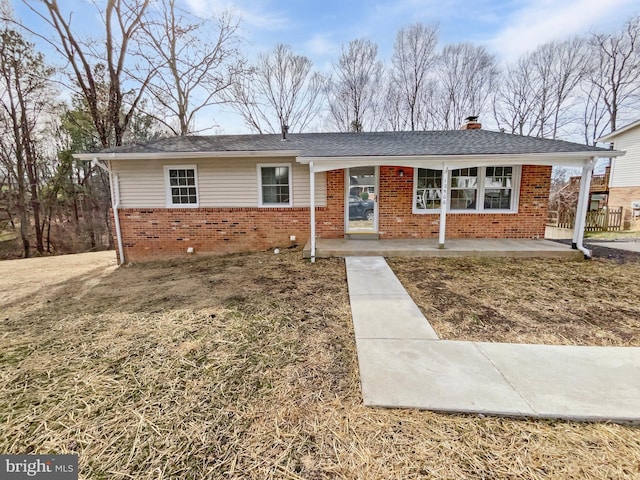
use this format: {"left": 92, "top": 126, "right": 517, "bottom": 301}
{"left": 75, "top": 150, "right": 301, "bottom": 161}
{"left": 92, "top": 158, "right": 125, "bottom": 265}
{"left": 309, "top": 160, "right": 316, "bottom": 263}
{"left": 572, "top": 158, "right": 596, "bottom": 260}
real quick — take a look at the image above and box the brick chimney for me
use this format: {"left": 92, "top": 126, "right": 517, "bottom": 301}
{"left": 461, "top": 116, "right": 481, "bottom": 130}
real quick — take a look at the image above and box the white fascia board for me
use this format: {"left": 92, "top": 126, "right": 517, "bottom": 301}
{"left": 73, "top": 150, "right": 300, "bottom": 161}
{"left": 597, "top": 119, "right": 640, "bottom": 143}
{"left": 298, "top": 152, "right": 623, "bottom": 172}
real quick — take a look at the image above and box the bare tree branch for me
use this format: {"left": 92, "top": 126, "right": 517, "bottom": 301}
{"left": 328, "top": 38, "right": 384, "bottom": 132}
{"left": 140, "top": 0, "right": 245, "bottom": 136}
{"left": 435, "top": 43, "right": 498, "bottom": 130}
{"left": 225, "top": 44, "right": 325, "bottom": 134}
{"left": 17, "top": 0, "right": 153, "bottom": 148}
{"left": 586, "top": 14, "right": 640, "bottom": 135}
{"left": 494, "top": 38, "right": 588, "bottom": 139}
{"left": 389, "top": 22, "right": 438, "bottom": 131}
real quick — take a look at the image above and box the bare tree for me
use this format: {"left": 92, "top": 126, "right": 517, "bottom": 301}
{"left": 382, "top": 81, "right": 403, "bottom": 131}
{"left": 19, "top": 0, "right": 154, "bottom": 148}
{"left": 0, "top": 29, "right": 55, "bottom": 256}
{"left": 227, "top": 44, "right": 325, "bottom": 134}
{"left": 142, "top": 0, "right": 245, "bottom": 136}
{"left": 390, "top": 22, "right": 438, "bottom": 131}
{"left": 585, "top": 14, "right": 640, "bottom": 138}
{"left": 434, "top": 43, "right": 498, "bottom": 129}
{"left": 493, "top": 57, "right": 537, "bottom": 135}
{"left": 494, "top": 38, "right": 587, "bottom": 138}
{"left": 547, "top": 38, "right": 589, "bottom": 138}
{"left": 328, "top": 38, "right": 384, "bottom": 132}
{"left": 581, "top": 78, "right": 610, "bottom": 146}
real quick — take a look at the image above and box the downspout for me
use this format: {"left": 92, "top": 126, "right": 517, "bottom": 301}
{"left": 93, "top": 158, "right": 125, "bottom": 265}
{"left": 438, "top": 164, "right": 449, "bottom": 249}
{"left": 309, "top": 161, "right": 316, "bottom": 263}
{"left": 572, "top": 158, "right": 595, "bottom": 259}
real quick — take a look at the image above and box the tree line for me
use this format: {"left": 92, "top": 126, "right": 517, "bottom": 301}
{"left": 0, "top": 0, "right": 639, "bottom": 257}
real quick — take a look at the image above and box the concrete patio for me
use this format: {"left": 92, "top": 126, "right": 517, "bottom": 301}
{"left": 346, "top": 256, "right": 640, "bottom": 423}
{"left": 305, "top": 238, "right": 583, "bottom": 259}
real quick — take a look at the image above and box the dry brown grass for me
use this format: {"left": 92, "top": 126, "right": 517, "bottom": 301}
{"left": 389, "top": 256, "right": 640, "bottom": 346}
{"left": 1, "top": 250, "right": 640, "bottom": 479}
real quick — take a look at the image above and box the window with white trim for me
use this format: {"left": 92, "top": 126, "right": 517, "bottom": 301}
{"left": 413, "top": 166, "right": 519, "bottom": 213}
{"left": 258, "top": 164, "right": 292, "bottom": 206}
{"left": 450, "top": 167, "right": 478, "bottom": 210}
{"left": 415, "top": 169, "right": 442, "bottom": 210}
{"left": 165, "top": 165, "right": 198, "bottom": 207}
{"left": 483, "top": 166, "right": 514, "bottom": 210}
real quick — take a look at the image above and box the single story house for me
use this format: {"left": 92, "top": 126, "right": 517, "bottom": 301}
{"left": 598, "top": 119, "right": 640, "bottom": 224}
{"left": 75, "top": 121, "right": 621, "bottom": 263}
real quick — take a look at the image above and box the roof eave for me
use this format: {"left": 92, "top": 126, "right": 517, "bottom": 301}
{"left": 597, "top": 119, "right": 640, "bottom": 143}
{"left": 73, "top": 150, "right": 301, "bottom": 161}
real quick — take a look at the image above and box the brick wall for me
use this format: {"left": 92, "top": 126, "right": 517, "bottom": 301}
{"left": 115, "top": 207, "right": 333, "bottom": 263}
{"left": 377, "top": 165, "right": 551, "bottom": 239}
{"left": 113, "top": 170, "right": 346, "bottom": 262}
{"left": 113, "top": 165, "right": 551, "bottom": 262}
{"left": 608, "top": 186, "right": 640, "bottom": 227}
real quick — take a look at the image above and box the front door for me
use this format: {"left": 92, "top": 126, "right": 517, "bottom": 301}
{"left": 346, "top": 166, "right": 378, "bottom": 234}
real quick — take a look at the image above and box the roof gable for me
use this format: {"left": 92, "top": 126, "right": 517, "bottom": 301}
{"left": 597, "top": 119, "right": 640, "bottom": 143}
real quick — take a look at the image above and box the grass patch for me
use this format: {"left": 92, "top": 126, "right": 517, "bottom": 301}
{"left": 389, "top": 256, "right": 640, "bottom": 346}
{"left": 1, "top": 250, "right": 639, "bottom": 478}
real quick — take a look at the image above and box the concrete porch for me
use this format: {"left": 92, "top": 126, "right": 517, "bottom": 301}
{"left": 303, "top": 238, "right": 583, "bottom": 259}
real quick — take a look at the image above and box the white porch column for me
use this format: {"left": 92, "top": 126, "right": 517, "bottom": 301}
{"left": 438, "top": 164, "right": 449, "bottom": 249}
{"left": 572, "top": 158, "right": 595, "bottom": 252}
{"left": 309, "top": 161, "right": 316, "bottom": 263}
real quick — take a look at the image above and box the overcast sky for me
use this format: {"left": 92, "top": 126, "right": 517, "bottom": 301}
{"left": 12, "top": 0, "right": 640, "bottom": 134}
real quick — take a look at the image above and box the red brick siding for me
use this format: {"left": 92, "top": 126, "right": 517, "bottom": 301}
{"left": 377, "top": 165, "right": 551, "bottom": 239}
{"left": 608, "top": 186, "right": 640, "bottom": 227}
{"left": 115, "top": 208, "right": 314, "bottom": 262}
{"left": 113, "top": 165, "right": 551, "bottom": 262}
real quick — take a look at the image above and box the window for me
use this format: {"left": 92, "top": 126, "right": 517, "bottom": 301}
{"left": 415, "top": 169, "right": 442, "bottom": 210}
{"left": 413, "top": 166, "right": 520, "bottom": 213}
{"left": 484, "top": 166, "right": 513, "bottom": 210}
{"left": 258, "top": 164, "right": 292, "bottom": 206}
{"left": 450, "top": 168, "right": 478, "bottom": 210}
{"left": 165, "top": 166, "right": 198, "bottom": 207}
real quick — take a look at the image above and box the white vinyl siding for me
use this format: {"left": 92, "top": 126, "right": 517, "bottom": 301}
{"left": 113, "top": 157, "right": 326, "bottom": 208}
{"left": 115, "top": 161, "right": 165, "bottom": 207}
{"left": 609, "top": 126, "right": 640, "bottom": 188}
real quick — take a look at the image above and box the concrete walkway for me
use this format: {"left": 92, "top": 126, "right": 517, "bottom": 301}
{"left": 346, "top": 257, "right": 640, "bottom": 423}
{"left": 588, "top": 241, "right": 640, "bottom": 253}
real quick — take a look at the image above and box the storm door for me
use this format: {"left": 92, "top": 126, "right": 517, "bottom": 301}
{"left": 346, "top": 167, "right": 378, "bottom": 234}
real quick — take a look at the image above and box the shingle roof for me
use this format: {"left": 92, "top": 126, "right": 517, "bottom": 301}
{"left": 101, "top": 130, "right": 612, "bottom": 157}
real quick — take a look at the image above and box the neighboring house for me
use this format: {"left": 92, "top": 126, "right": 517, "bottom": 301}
{"left": 598, "top": 119, "right": 640, "bottom": 225}
{"left": 75, "top": 120, "right": 619, "bottom": 263}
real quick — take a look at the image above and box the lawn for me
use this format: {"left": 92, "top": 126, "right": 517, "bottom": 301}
{"left": 1, "top": 249, "right": 639, "bottom": 479}
{"left": 389, "top": 254, "right": 640, "bottom": 346}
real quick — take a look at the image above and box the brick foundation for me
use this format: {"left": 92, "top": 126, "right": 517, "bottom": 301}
{"left": 113, "top": 165, "right": 551, "bottom": 262}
